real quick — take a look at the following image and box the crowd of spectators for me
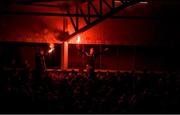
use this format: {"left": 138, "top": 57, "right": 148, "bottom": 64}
{"left": 0, "top": 62, "right": 180, "bottom": 113}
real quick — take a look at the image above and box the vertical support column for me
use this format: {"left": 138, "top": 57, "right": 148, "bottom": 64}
{"left": 61, "top": 42, "right": 68, "bottom": 70}
{"left": 100, "top": 0, "right": 103, "bottom": 16}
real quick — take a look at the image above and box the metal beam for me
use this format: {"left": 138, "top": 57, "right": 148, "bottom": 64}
{"left": 67, "top": 10, "right": 78, "bottom": 31}
{"left": 88, "top": 0, "right": 91, "bottom": 23}
{"left": 0, "top": 11, "right": 157, "bottom": 19}
{"left": 78, "top": 5, "right": 90, "bottom": 24}
{"left": 99, "top": 0, "right": 103, "bottom": 15}
{"left": 16, "top": 0, "right": 91, "bottom": 6}
{"left": 17, "top": 3, "right": 65, "bottom": 8}
{"left": 102, "top": 0, "right": 112, "bottom": 9}
{"left": 90, "top": 2, "right": 100, "bottom": 15}
{"left": 17, "top": 0, "right": 71, "bottom": 4}
{"left": 65, "top": 0, "right": 142, "bottom": 41}
{"left": 76, "top": 4, "right": 79, "bottom": 30}
{"left": 0, "top": 11, "right": 99, "bottom": 17}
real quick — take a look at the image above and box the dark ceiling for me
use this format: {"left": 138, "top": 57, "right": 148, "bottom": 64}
{"left": 0, "top": 0, "right": 180, "bottom": 14}
{"left": 0, "top": 0, "right": 180, "bottom": 10}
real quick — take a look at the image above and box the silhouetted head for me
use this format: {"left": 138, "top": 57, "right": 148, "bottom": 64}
{"left": 40, "top": 49, "right": 44, "bottom": 55}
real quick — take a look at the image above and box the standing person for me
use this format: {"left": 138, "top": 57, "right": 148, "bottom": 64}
{"left": 77, "top": 46, "right": 109, "bottom": 78}
{"left": 34, "top": 48, "right": 47, "bottom": 82}
{"left": 35, "top": 48, "right": 46, "bottom": 73}
{"left": 85, "top": 47, "right": 96, "bottom": 78}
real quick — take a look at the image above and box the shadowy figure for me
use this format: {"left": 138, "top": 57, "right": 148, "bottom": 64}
{"left": 77, "top": 46, "right": 109, "bottom": 79}
{"left": 35, "top": 48, "right": 46, "bottom": 72}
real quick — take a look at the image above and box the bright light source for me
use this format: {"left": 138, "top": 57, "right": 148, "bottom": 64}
{"left": 114, "top": 0, "right": 148, "bottom": 4}
{"left": 114, "top": 0, "right": 121, "bottom": 3}
{"left": 48, "top": 43, "right": 55, "bottom": 53}
{"left": 140, "top": 1, "right": 148, "bottom": 4}
{"left": 76, "top": 36, "right": 81, "bottom": 44}
{"left": 48, "top": 49, "right": 54, "bottom": 53}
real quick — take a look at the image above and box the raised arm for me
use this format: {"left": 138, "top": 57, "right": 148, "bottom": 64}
{"left": 104, "top": 48, "right": 109, "bottom": 52}
{"left": 76, "top": 45, "right": 88, "bottom": 56}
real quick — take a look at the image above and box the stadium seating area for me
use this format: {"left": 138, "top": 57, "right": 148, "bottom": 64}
{"left": 0, "top": 65, "right": 180, "bottom": 113}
